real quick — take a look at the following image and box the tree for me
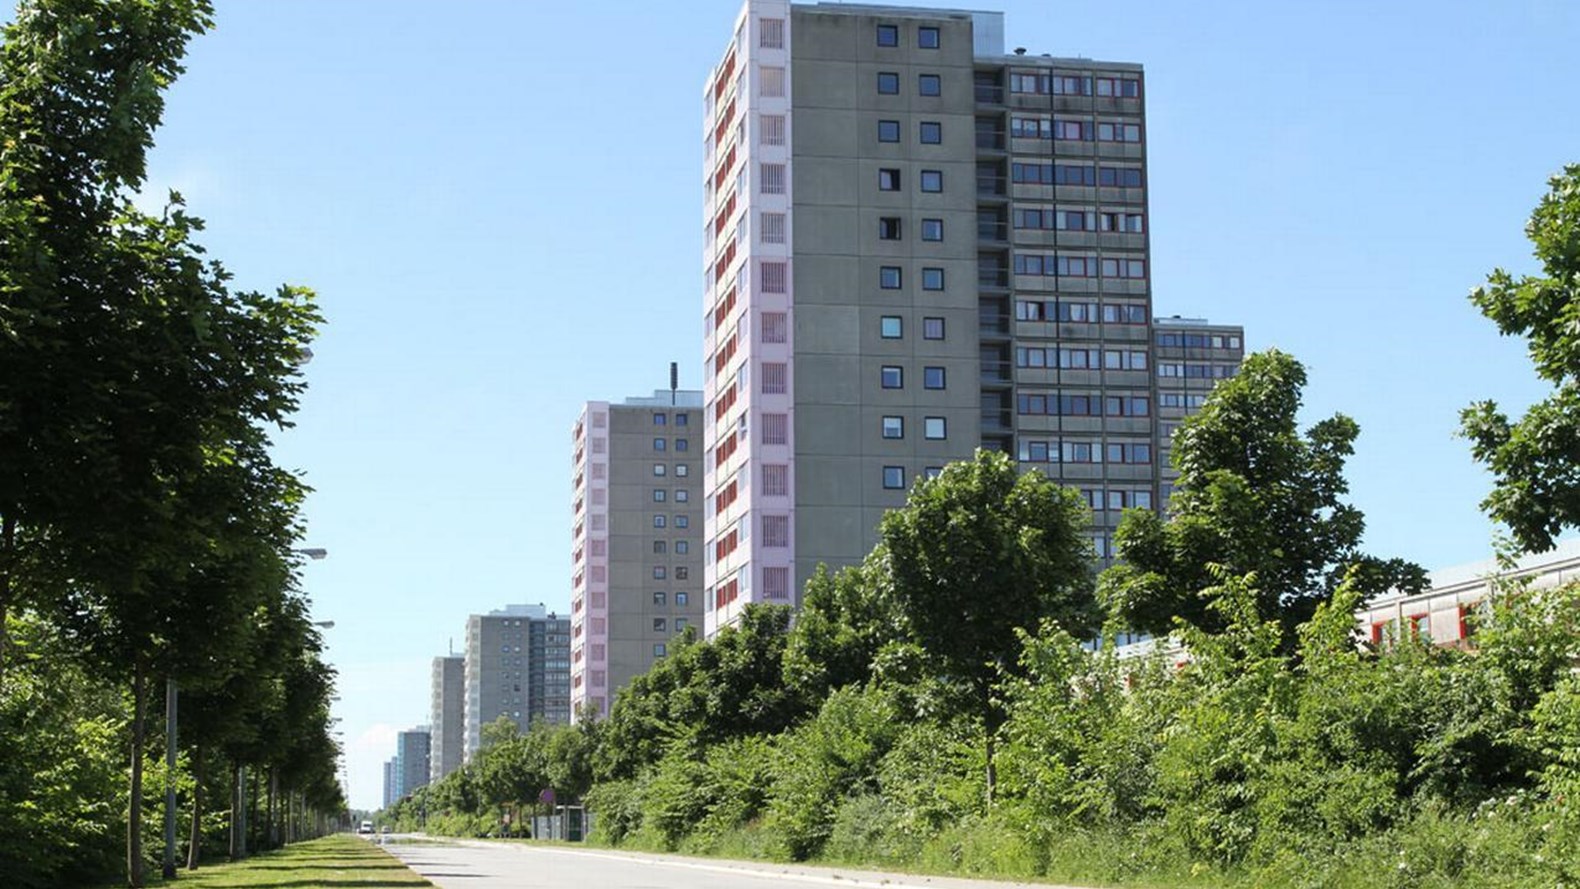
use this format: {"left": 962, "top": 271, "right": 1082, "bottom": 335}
{"left": 1461, "top": 164, "right": 1580, "bottom": 553}
{"left": 1099, "top": 349, "right": 1424, "bottom": 642}
{"left": 878, "top": 448, "right": 1096, "bottom": 802}
{"left": 781, "top": 558, "right": 900, "bottom": 705}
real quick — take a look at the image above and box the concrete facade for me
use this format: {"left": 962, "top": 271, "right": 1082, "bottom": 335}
{"left": 463, "top": 604, "right": 572, "bottom": 759}
{"left": 570, "top": 390, "right": 706, "bottom": 720}
{"left": 429, "top": 655, "right": 465, "bottom": 784}
{"left": 1152, "top": 316, "right": 1246, "bottom": 506}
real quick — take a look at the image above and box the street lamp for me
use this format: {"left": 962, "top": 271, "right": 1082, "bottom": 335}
{"left": 296, "top": 547, "right": 328, "bottom": 561}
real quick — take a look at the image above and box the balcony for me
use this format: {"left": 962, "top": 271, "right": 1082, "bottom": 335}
{"left": 980, "top": 358, "right": 1013, "bottom": 384}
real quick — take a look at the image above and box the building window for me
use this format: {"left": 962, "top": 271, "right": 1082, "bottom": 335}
{"left": 877, "top": 71, "right": 899, "bottom": 94}
{"left": 675, "top": 617, "right": 688, "bottom": 632}
{"left": 919, "top": 121, "right": 941, "bottom": 144}
{"left": 654, "top": 437, "right": 667, "bottom": 451}
{"left": 921, "top": 267, "right": 944, "bottom": 290}
{"left": 676, "top": 413, "right": 689, "bottom": 427}
{"left": 675, "top": 591, "right": 689, "bottom": 606}
{"left": 675, "top": 566, "right": 688, "bottom": 579}
{"left": 761, "top": 362, "right": 788, "bottom": 394}
{"left": 763, "top": 514, "right": 789, "bottom": 547}
{"left": 761, "top": 311, "right": 788, "bottom": 343}
{"left": 880, "top": 315, "right": 903, "bottom": 339}
{"left": 923, "top": 366, "right": 946, "bottom": 389}
{"left": 759, "top": 17, "right": 784, "bottom": 48}
{"left": 675, "top": 515, "right": 689, "bottom": 528}
{"left": 920, "top": 170, "right": 942, "bottom": 192}
{"left": 883, "top": 466, "right": 906, "bottom": 489}
{"left": 882, "top": 415, "right": 904, "bottom": 439}
{"left": 653, "top": 515, "right": 666, "bottom": 528}
{"left": 881, "top": 366, "right": 904, "bottom": 389}
{"left": 921, "top": 218, "right": 943, "bottom": 241}
{"left": 654, "top": 643, "right": 667, "bottom": 658}
{"left": 879, "top": 266, "right": 902, "bottom": 289}
{"left": 879, "top": 216, "right": 902, "bottom": 240}
{"left": 653, "top": 591, "right": 667, "bottom": 606}
{"left": 876, "top": 23, "right": 899, "bottom": 46}
{"left": 923, "top": 317, "right": 945, "bottom": 339}
{"left": 1097, "top": 122, "right": 1142, "bottom": 143}
{"left": 760, "top": 260, "right": 787, "bottom": 292}
{"left": 918, "top": 25, "right": 939, "bottom": 48}
{"left": 653, "top": 412, "right": 667, "bottom": 426}
{"left": 653, "top": 464, "right": 666, "bottom": 476}
{"left": 1099, "top": 166, "right": 1144, "bottom": 188}
{"left": 763, "top": 464, "right": 789, "bottom": 496}
{"left": 675, "top": 438, "right": 689, "bottom": 452}
{"left": 878, "top": 168, "right": 901, "bottom": 191}
{"left": 924, "top": 417, "right": 946, "bottom": 440}
{"left": 760, "top": 113, "right": 786, "bottom": 146}
{"left": 763, "top": 567, "right": 790, "bottom": 600}
{"left": 653, "top": 489, "right": 667, "bottom": 502}
{"left": 653, "top": 618, "right": 667, "bottom": 633}
{"left": 919, "top": 73, "right": 941, "bottom": 96}
{"left": 760, "top": 162, "right": 786, "bottom": 194}
{"left": 675, "top": 540, "right": 689, "bottom": 554}
{"left": 760, "top": 211, "right": 786, "bottom": 244}
{"left": 675, "top": 464, "right": 689, "bottom": 477}
{"left": 924, "top": 466, "right": 943, "bottom": 480}
{"left": 763, "top": 413, "right": 789, "bottom": 445}
{"left": 878, "top": 120, "right": 900, "bottom": 142}
{"left": 760, "top": 66, "right": 785, "bottom": 97}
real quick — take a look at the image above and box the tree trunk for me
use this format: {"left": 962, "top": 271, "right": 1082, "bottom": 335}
{"left": 127, "top": 662, "right": 148, "bottom": 887}
{"left": 267, "top": 767, "right": 277, "bottom": 849}
{"left": 0, "top": 514, "right": 15, "bottom": 676}
{"left": 249, "top": 767, "right": 260, "bottom": 852}
{"left": 188, "top": 747, "right": 204, "bottom": 869}
{"left": 981, "top": 682, "right": 997, "bottom": 808}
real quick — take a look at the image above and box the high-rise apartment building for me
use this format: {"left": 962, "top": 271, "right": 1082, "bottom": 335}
{"left": 702, "top": 2, "right": 1163, "bottom": 633}
{"left": 570, "top": 389, "right": 706, "bottom": 720}
{"left": 429, "top": 655, "right": 465, "bottom": 784}
{"left": 1153, "top": 316, "right": 1246, "bottom": 505}
{"left": 395, "top": 727, "right": 430, "bottom": 799}
{"left": 463, "top": 604, "right": 572, "bottom": 759}
{"left": 381, "top": 758, "right": 397, "bottom": 810}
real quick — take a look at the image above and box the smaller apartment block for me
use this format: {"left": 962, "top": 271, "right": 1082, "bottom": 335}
{"left": 1359, "top": 538, "right": 1580, "bottom": 648}
{"left": 570, "top": 390, "right": 706, "bottom": 720}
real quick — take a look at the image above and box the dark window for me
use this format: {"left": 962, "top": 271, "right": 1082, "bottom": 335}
{"left": 919, "top": 121, "right": 942, "bottom": 144}
{"left": 879, "top": 168, "right": 901, "bottom": 191}
{"left": 675, "top": 413, "right": 688, "bottom": 426}
{"left": 921, "top": 218, "right": 943, "bottom": 241}
{"left": 921, "top": 268, "right": 944, "bottom": 290}
{"left": 919, "top": 73, "right": 941, "bottom": 96}
{"left": 652, "top": 412, "right": 666, "bottom": 425}
{"left": 876, "top": 24, "right": 899, "bottom": 46}
{"left": 674, "top": 438, "right": 688, "bottom": 452}
{"left": 923, "top": 366, "right": 946, "bottom": 389}
{"left": 880, "top": 266, "right": 902, "bottom": 289}
{"left": 920, "top": 170, "right": 943, "bottom": 192}
{"left": 879, "top": 216, "right": 902, "bottom": 240}
{"left": 878, "top": 120, "right": 900, "bottom": 142}
{"left": 918, "top": 26, "right": 939, "bottom": 48}
{"left": 881, "top": 366, "right": 904, "bottom": 388}
{"left": 877, "top": 71, "right": 899, "bottom": 94}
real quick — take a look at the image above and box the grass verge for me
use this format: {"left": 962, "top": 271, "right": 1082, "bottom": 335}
{"left": 102, "top": 835, "right": 433, "bottom": 888}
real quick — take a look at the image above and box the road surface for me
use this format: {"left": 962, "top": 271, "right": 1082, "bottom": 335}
{"left": 377, "top": 835, "right": 1094, "bottom": 889}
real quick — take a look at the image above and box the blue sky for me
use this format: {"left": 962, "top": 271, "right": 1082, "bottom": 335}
{"left": 136, "top": 0, "right": 1578, "bottom": 810}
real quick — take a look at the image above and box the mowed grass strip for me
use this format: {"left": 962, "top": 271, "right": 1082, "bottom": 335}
{"left": 128, "top": 835, "right": 433, "bottom": 888}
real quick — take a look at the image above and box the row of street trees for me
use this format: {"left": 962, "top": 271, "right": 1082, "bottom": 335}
{"left": 397, "top": 167, "right": 1580, "bottom": 886}
{"left": 0, "top": 1, "right": 342, "bottom": 885}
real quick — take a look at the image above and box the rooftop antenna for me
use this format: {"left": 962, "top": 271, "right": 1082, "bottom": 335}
{"left": 670, "top": 361, "right": 679, "bottom": 405}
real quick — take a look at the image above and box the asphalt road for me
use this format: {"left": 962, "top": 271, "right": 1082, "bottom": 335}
{"left": 376, "top": 835, "right": 1092, "bottom": 889}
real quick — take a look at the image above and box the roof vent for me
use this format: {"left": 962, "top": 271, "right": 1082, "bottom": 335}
{"left": 1013, "top": 46, "right": 1026, "bottom": 55}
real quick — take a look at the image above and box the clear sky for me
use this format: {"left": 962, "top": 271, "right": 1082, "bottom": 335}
{"left": 133, "top": 0, "right": 1578, "bottom": 810}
